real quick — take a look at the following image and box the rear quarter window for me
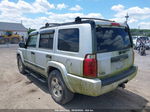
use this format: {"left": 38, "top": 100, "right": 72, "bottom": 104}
{"left": 58, "top": 28, "right": 79, "bottom": 52}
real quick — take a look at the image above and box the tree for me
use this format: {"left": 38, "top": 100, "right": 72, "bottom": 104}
{"left": 28, "top": 28, "right": 36, "bottom": 34}
{"left": 130, "top": 29, "right": 150, "bottom": 36}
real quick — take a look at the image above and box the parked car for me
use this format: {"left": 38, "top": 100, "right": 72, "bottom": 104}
{"left": 17, "top": 17, "right": 138, "bottom": 104}
{"left": 132, "top": 36, "right": 138, "bottom": 48}
{"left": 134, "top": 36, "right": 150, "bottom": 50}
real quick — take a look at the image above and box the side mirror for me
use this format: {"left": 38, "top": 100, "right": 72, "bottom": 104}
{"left": 19, "top": 42, "right": 26, "bottom": 48}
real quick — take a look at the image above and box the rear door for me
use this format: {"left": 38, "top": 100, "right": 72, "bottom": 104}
{"left": 95, "top": 27, "right": 134, "bottom": 78}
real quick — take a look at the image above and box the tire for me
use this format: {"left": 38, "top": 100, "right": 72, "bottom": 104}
{"left": 48, "top": 70, "right": 74, "bottom": 105}
{"left": 17, "top": 56, "right": 26, "bottom": 74}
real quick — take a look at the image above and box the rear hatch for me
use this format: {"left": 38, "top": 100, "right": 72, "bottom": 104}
{"left": 95, "top": 25, "right": 134, "bottom": 78}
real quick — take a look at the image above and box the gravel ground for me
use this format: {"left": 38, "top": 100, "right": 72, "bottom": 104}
{"left": 0, "top": 45, "right": 150, "bottom": 111}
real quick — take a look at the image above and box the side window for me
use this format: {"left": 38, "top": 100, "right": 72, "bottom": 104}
{"left": 27, "top": 35, "right": 38, "bottom": 48}
{"left": 58, "top": 28, "right": 79, "bottom": 52}
{"left": 39, "top": 33, "right": 54, "bottom": 49}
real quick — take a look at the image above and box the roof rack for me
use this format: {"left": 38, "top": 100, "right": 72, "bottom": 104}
{"left": 75, "top": 16, "right": 115, "bottom": 22}
{"left": 40, "top": 16, "right": 115, "bottom": 29}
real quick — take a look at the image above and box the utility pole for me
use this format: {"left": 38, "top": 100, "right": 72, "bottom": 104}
{"left": 125, "top": 13, "right": 129, "bottom": 24}
{"left": 138, "top": 25, "right": 140, "bottom": 36}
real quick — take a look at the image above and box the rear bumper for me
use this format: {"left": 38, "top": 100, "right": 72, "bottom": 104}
{"left": 67, "top": 66, "right": 138, "bottom": 96}
{"left": 101, "top": 66, "right": 137, "bottom": 86}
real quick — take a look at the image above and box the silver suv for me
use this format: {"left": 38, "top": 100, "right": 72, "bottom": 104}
{"left": 17, "top": 17, "right": 138, "bottom": 104}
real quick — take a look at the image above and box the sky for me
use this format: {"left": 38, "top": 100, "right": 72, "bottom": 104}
{"left": 0, "top": 0, "right": 150, "bottom": 29}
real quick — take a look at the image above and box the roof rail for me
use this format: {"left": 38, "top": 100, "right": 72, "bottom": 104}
{"left": 40, "top": 17, "right": 114, "bottom": 29}
{"left": 75, "top": 16, "right": 115, "bottom": 22}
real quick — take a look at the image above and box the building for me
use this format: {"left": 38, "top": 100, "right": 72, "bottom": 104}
{"left": 0, "top": 22, "right": 28, "bottom": 39}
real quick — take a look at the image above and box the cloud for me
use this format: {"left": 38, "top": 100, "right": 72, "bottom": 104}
{"left": 0, "top": 0, "right": 55, "bottom": 14}
{"left": 40, "top": 12, "right": 103, "bottom": 27}
{"left": 111, "top": 4, "right": 150, "bottom": 23}
{"left": 69, "top": 5, "right": 83, "bottom": 11}
{"left": 0, "top": 1, "right": 102, "bottom": 29}
{"left": 111, "top": 4, "right": 124, "bottom": 12}
{"left": 0, "top": 0, "right": 103, "bottom": 29}
{"left": 115, "top": 7, "right": 150, "bottom": 20}
{"left": 56, "top": 3, "right": 68, "bottom": 10}
{"left": 111, "top": 4, "right": 150, "bottom": 28}
{"left": 17, "top": 0, "right": 34, "bottom": 13}
{"left": 32, "top": 0, "right": 55, "bottom": 13}
{"left": 34, "top": 12, "right": 102, "bottom": 28}
{"left": 139, "top": 22, "right": 150, "bottom": 29}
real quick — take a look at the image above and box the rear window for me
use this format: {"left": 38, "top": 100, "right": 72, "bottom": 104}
{"left": 96, "top": 27, "right": 131, "bottom": 52}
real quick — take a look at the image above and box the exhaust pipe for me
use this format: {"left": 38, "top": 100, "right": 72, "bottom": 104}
{"left": 119, "top": 80, "right": 128, "bottom": 88}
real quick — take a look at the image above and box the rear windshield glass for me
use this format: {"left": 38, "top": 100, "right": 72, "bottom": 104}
{"left": 96, "top": 27, "right": 131, "bottom": 52}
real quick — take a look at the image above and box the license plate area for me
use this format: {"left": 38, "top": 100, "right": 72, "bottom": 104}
{"left": 112, "top": 61, "right": 124, "bottom": 70}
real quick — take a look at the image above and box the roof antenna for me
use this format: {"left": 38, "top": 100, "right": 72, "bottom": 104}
{"left": 125, "top": 13, "right": 129, "bottom": 24}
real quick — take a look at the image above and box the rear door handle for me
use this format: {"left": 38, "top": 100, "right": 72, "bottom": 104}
{"left": 46, "top": 55, "right": 52, "bottom": 59}
{"left": 31, "top": 51, "right": 35, "bottom": 55}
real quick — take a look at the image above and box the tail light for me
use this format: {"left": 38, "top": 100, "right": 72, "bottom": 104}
{"left": 83, "top": 54, "right": 97, "bottom": 78}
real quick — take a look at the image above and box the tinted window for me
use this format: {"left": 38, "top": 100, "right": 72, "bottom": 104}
{"left": 27, "top": 35, "right": 38, "bottom": 47}
{"left": 96, "top": 27, "right": 131, "bottom": 52}
{"left": 39, "top": 33, "right": 54, "bottom": 49}
{"left": 58, "top": 28, "right": 79, "bottom": 52}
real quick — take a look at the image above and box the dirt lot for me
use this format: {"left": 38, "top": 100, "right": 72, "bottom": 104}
{"left": 0, "top": 44, "right": 150, "bottom": 110}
